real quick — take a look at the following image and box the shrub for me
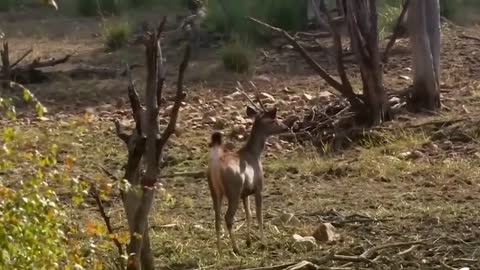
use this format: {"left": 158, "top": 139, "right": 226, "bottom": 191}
{"left": 77, "top": 0, "right": 122, "bottom": 16}
{"left": 378, "top": 4, "right": 402, "bottom": 39}
{"left": 221, "top": 40, "right": 254, "bottom": 73}
{"left": 77, "top": 0, "right": 98, "bottom": 16}
{"left": 205, "top": 0, "right": 307, "bottom": 41}
{"left": 0, "top": 0, "right": 13, "bottom": 12}
{"left": 103, "top": 21, "right": 130, "bottom": 51}
{"left": 0, "top": 83, "right": 101, "bottom": 269}
{"left": 258, "top": 0, "right": 307, "bottom": 32}
{"left": 99, "top": 0, "right": 121, "bottom": 15}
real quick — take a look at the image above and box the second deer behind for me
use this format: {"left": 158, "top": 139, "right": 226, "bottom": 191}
{"left": 207, "top": 94, "right": 289, "bottom": 254}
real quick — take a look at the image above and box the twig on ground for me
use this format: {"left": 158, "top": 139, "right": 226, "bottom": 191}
{"left": 161, "top": 171, "right": 205, "bottom": 178}
{"left": 395, "top": 244, "right": 418, "bottom": 256}
{"left": 439, "top": 259, "right": 457, "bottom": 270}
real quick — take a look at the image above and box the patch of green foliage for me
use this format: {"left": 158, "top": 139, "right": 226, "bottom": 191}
{"left": 221, "top": 40, "right": 254, "bottom": 73}
{"left": 0, "top": 0, "right": 13, "bottom": 12}
{"left": 99, "top": 0, "right": 122, "bottom": 15}
{"left": 378, "top": 3, "right": 402, "bottom": 39}
{"left": 76, "top": 0, "right": 98, "bottom": 16}
{"left": 205, "top": 0, "right": 307, "bottom": 41}
{"left": 103, "top": 20, "right": 131, "bottom": 51}
{"left": 0, "top": 83, "right": 106, "bottom": 269}
{"left": 77, "top": 0, "right": 123, "bottom": 16}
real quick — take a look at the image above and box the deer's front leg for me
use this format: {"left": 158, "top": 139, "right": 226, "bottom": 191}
{"left": 254, "top": 191, "right": 265, "bottom": 246}
{"left": 243, "top": 196, "right": 252, "bottom": 247}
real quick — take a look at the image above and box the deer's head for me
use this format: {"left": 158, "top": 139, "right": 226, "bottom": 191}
{"left": 246, "top": 106, "right": 288, "bottom": 136}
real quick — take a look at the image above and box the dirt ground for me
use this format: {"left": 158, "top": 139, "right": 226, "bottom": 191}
{"left": 1, "top": 7, "right": 480, "bottom": 270}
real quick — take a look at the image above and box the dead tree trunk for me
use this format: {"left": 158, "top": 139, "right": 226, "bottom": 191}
{"left": 114, "top": 18, "right": 191, "bottom": 270}
{"left": 345, "top": 0, "right": 389, "bottom": 125}
{"left": 407, "top": 0, "right": 441, "bottom": 112}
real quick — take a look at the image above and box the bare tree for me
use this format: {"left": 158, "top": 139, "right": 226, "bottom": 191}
{"left": 114, "top": 18, "right": 191, "bottom": 270}
{"left": 407, "top": 0, "right": 441, "bottom": 111}
{"left": 252, "top": 0, "right": 389, "bottom": 126}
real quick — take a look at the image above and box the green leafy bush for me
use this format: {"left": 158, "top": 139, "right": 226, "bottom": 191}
{"left": 0, "top": 0, "right": 13, "bottom": 12}
{"left": 378, "top": 4, "right": 402, "bottom": 39}
{"left": 103, "top": 21, "right": 130, "bottom": 51}
{"left": 99, "top": 0, "right": 121, "bottom": 15}
{"left": 221, "top": 40, "right": 254, "bottom": 73}
{"left": 0, "top": 83, "right": 104, "bottom": 269}
{"left": 77, "top": 0, "right": 122, "bottom": 16}
{"left": 205, "top": 0, "right": 307, "bottom": 41}
{"left": 77, "top": 0, "right": 98, "bottom": 16}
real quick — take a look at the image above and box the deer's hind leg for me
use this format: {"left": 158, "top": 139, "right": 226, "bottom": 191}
{"left": 213, "top": 195, "right": 223, "bottom": 253}
{"left": 208, "top": 171, "right": 224, "bottom": 253}
{"left": 223, "top": 170, "right": 243, "bottom": 254}
{"left": 225, "top": 194, "right": 241, "bottom": 254}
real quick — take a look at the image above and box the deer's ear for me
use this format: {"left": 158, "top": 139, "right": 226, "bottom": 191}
{"left": 246, "top": 106, "right": 258, "bottom": 119}
{"left": 265, "top": 107, "right": 277, "bottom": 119}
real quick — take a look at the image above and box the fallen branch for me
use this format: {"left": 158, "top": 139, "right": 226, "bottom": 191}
{"left": 67, "top": 64, "right": 142, "bottom": 79}
{"left": 238, "top": 240, "right": 427, "bottom": 270}
{"left": 28, "top": 54, "right": 71, "bottom": 69}
{"left": 161, "top": 171, "right": 205, "bottom": 178}
{"left": 459, "top": 33, "right": 480, "bottom": 43}
{"left": 90, "top": 185, "right": 126, "bottom": 270}
{"left": 359, "top": 240, "right": 426, "bottom": 259}
{"left": 10, "top": 48, "right": 33, "bottom": 69}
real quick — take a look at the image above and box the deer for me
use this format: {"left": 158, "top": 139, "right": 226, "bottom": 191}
{"left": 207, "top": 84, "right": 289, "bottom": 254}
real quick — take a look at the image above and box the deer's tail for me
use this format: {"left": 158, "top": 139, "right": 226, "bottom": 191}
{"left": 208, "top": 131, "right": 222, "bottom": 167}
{"left": 209, "top": 131, "right": 222, "bottom": 148}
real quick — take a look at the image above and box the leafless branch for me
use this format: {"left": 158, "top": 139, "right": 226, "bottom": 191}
{"left": 156, "top": 17, "right": 167, "bottom": 107}
{"left": 90, "top": 185, "right": 126, "bottom": 270}
{"left": 115, "top": 120, "right": 130, "bottom": 143}
{"left": 319, "top": 0, "right": 354, "bottom": 96}
{"left": 383, "top": 0, "right": 410, "bottom": 63}
{"left": 10, "top": 48, "right": 32, "bottom": 69}
{"left": 1, "top": 42, "right": 10, "bottom": 79}
{"left": 158, "top": 44, "right": 190, "bottom": 149}
{"left": 247, "top": 16, "right": 363, "bottom": 109}
{"left": 125, "top": 66, "right": 143, "bottom": 135}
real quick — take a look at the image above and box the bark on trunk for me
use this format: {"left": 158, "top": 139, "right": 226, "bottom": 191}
{"left": 408, "top": 0, "right": 441, "bottom": 112}
{"left": 114, "top": 18, "right": 191, "bottom": 270}
{"left": 346, "top": 0, "right": 389, "bottom": 125}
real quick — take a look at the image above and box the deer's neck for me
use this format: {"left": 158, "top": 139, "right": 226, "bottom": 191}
{"left": 241, "top": 126, "right": 266, "bottom": 160}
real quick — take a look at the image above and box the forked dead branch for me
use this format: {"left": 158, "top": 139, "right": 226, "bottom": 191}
{"left": 112, "top": 16, "right": 191, "bottom": 270}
